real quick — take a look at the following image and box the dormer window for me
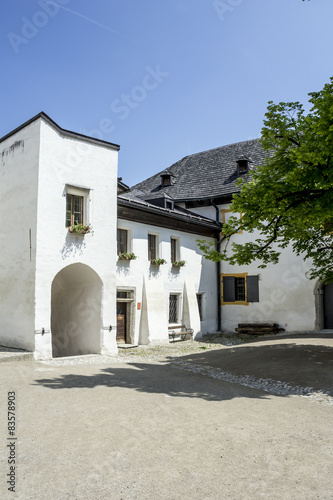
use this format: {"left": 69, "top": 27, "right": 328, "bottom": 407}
{"left": 161, "top": 174, "right": 171, "bottom": 186}
{"left": 237, "top": 158, "right": 249, "bottom": 174}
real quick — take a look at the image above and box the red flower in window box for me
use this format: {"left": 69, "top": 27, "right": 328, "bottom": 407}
{"left": 68, "top": 224, "right": 93, "bottom": 235}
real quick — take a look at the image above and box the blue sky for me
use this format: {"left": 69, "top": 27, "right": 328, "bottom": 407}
{"left": 1, "top": 0, "right": 333, "bottom": 185}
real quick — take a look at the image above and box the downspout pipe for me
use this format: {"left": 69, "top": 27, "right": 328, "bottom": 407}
{"left": 211, "top": 199, "right": 222, "bottom": 332}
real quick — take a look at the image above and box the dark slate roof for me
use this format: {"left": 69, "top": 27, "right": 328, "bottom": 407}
{"left": 131, "top": 139, "right": 270, "bottom": 202}
{"left": 141, "top": 191, "right": 173, "bottom": 201}
{"left": 117, "top": 178, "right": 129, "bottom": 193}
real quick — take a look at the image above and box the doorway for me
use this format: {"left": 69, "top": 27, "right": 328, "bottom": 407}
{"left": 116, "top": 289, "right": 135, "bottom": 344}
{"left": 51, "top": 263, "right": 103, "bottom": 357}
{"left": 116, "top": 302, "right": 127, "bottom": 343}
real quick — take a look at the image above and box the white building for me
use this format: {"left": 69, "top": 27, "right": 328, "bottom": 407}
{"left": 0, "top": 113, "right": 120, "bottom": 359}
{"left": 0, "top": 114, "right": 329, "bottom": 359}
{"left": 0, "top": 113, "right": 220, "bottom": 358}
{"left": 131, "top": 140, "right": 329, "bottom": 334}
{"left": 115, "top": 191, "right": 219, "bottom": 345}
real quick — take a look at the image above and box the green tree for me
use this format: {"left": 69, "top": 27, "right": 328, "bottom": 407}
{"left": 198, "top": 77, "right": 333, "bottom": 281}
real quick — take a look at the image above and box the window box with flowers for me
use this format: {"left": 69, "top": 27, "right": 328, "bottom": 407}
{"left": 151, "top": 258, "right": 167, "bottom": 266}
{"left": 118, "top": 252, "right": 137, "bottom": 261}
{"left": 172, "top": 260, "right": 186, "bottom": 268}
{"left": 68, "top": 223, "right": 93, "bottom": 235}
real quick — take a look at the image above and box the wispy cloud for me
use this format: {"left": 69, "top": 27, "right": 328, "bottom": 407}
{"left": 47, "top": 1, "right": 136, "bottom": 41}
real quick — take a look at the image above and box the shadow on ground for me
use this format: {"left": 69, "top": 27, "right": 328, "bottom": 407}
{"left": 171, "top": 338, "right": 333, "bottom": 396}
{"left": 33, "top": 361, "right": 271, "bottom": 402}
{"left": 33, "top": 335, "right": 333, "bottom": 401}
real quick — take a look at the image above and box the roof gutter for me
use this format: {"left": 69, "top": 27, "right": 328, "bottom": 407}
{"left": 211, "top": 199, "right": 222, "bottom": 332}
{"left": 118, "top": 198, "right": 220, "bottom": 231}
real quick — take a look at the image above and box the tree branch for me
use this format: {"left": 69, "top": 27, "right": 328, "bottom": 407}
{"left": 275, "top": 189, "right": 328, "bottom": 203}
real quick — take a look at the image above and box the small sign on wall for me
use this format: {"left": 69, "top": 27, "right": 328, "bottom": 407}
{"left": 137, "top": 302, "right": 141, "bottom": 310}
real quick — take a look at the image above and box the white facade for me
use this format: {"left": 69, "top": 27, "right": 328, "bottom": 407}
{"left": 0, "top": 114, "right": 119, "bottom": 359}
{"left": 115, "top": 219, "right": 217, "bottom": 344}
{"left": 178, "top": 201, "right": 318, "bottom": 333}
{"left": 216, "top": 203, "right": 317, "bottom": 333}
{"left": 0, "top": 114, "right": 324, "bottom": 359}
{"left": 0, "top": 120, "right": 39, "bottom": 352}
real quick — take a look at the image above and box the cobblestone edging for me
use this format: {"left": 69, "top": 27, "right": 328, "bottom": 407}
{"left": 172, "top": 360, "right": 333, "bottom": 406}
{"left": 38, "top": 340, "right": 333, "bottom": 407}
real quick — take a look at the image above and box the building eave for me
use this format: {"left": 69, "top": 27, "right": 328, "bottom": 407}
{"left": 0, "top": 112, "right": 120, "bottom": 151}
{"left": 117, "top": 198, "right": 221, "bottom": 238}
{"left": 179, "top": 193, "right": 235, "bottom": 208}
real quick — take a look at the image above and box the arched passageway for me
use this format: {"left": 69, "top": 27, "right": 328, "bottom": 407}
{"left": 51, "top": 263, "right": 103, "bottom": 357}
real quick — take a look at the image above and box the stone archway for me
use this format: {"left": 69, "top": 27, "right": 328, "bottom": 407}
{"left": 51, "top": 263, "right": 103, "bottom": 357}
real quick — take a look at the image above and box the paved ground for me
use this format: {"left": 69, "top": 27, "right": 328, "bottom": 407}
{"left": 0, "top": 333, "right": 333, "bottom": 499}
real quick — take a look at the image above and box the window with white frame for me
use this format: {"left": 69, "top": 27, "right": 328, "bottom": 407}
{"left": 170, "top": 237, "right": 180, "bottom": 263}
{"left": 169, "top": 293, "right": 180, "bottom": 324}
{"left": 65, "top": 185, "right": 90, "bottom": 228}
{"left": 148, "top": 234, "right": 158, "bottom": 261}
{"left": 117, "top": 228, "right": 129, "bottom": 255}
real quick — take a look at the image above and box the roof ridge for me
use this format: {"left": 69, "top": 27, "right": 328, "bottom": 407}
{"left": 180, "top": 137, "right": 261, "bottom": 159}
{"left": 130, "top": 137, "right": 267, "bottom": 202}
{"left": 131, "top": 137, "right": 262, "bottom": 190}
{"left": 0, "top": 112, "right": 120, "bottom": 150}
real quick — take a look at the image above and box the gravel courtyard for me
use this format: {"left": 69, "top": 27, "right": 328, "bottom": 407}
{"left": 1, "top": 333, "right": 332, "bottom": 499}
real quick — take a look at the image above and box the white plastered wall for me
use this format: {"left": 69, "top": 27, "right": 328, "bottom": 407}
{"left": 217, "top": 203, "right": 316, "bottom": 333}
{"left": 34, "top": 119, "right": 119, "bottom": 358}
{"left": 0, "top": 120, "right": 40, "bottom": 350}
{"left": 116, "top": 218, "right": 218, "bottom": 344}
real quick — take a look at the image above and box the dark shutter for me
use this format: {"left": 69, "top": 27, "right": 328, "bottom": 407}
{"left": 246, "top": 275, "right": 259, "bottom": 302}
{"left": 222, "top": 276, "right": 235, "bottom": 302}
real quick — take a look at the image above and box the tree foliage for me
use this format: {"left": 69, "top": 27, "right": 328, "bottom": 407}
{"left": 198, "top": 77, "right": 333, "bottom": 281}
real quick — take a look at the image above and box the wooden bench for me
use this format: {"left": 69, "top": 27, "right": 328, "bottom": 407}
{"left": 235, "top": 322, "right": 281, "bottom": 335}
{"left": 168, "top": 325, "right": 194, "bottom": 342}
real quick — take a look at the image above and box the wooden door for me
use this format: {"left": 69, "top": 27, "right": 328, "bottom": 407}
{"left": 117, "top": 302, "right": 127, "bottom": 343}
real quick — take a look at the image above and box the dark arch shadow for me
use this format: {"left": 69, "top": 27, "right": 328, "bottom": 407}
{"left": 33, "top": 361, "right": 269, "bottom": 402}
{"left": 34, "top": 335, "right": 333, "bottom": 401}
